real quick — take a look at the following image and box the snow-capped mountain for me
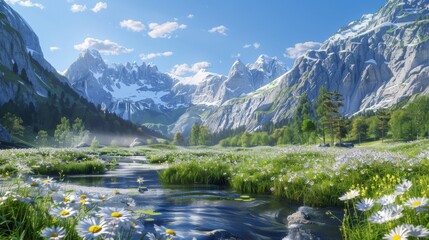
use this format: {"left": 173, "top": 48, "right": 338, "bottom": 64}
{"left": 201, "top": 0, "right": 429, "bottom": 132}
{"left": 65, "top": 49, "right": 188, "bottom": 123}
{"left": 66, "top": 51, "right": 287, "bottom": 132}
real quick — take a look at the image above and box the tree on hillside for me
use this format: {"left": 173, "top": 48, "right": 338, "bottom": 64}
{"left": 189, "top": 123, "right": 200, "bottom": 146}
{"left": 317, "top": 88, "right": 343, "bottom": 145}
{"left": 316, "top": 87, "right": 329, "bottom": 144}
{"left": 54, "top": 117, "right": 71, "bottom": 147}
{"left": 293, "top": 93, "right": 311, "bottom": 143}
{"left": 36, "top": 130, "right": 48, "bottom": 146}
{"left": 351, "top": 116, "right": 368, "bottom": 143}
{"left": 241, "top": 132, "right": 251, "bottom": 147}
{"left": 198, "top": 125, "right": 211, "bottom": 146}
{"left": 173, "top": 131, "right": 186, "bottom": 146}
{"left": 376, "top": 109, "right": 390, "bottom": 143}
{"left": 1, "top": 113, "right": 24, "bottom": 139}
{"left": 302, "top": 119, "right": 316, "bottom": 144}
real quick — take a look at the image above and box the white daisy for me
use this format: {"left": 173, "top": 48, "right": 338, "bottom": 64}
{"left": 383, "top": 225, "right": 409, "bottom": 240}
{"left": 49, "top": 206, "right": 77, "bottom": 219}
{"left": 52, "top": 193, "right": 76, "bottom": 205}
{"left": 42, "top": 177, "right": 56, "bottom": 185}
{"left": 338, "top": 189, "right": 360, "bottom": 201}
{"left": 376, "top": 194, "right": 396, "bottom": 206}
{"left": 137, "top": 177, "right": 144, "bottom": 184}
{"left": 403, "top": 224, "right": 429, "bottom": 237}
{"left": 394, "top": 179, "right": 412, "bottom": 195}
{"left": 98, "top": 207, "right": 132, "bottom": 224}
{"left": 45, "top": 183, "right": 62, "bottom": 193}
{"left": 355, "top": 198, "right": 375, "bottom": 211}
{"left": 76, "top": 217, "right": 112, "bottom": 240}
{"left": 404, "top": 197, "right": 428, "bottom": 209}
{"left": 40, "top": 226, "right": 66, "bottom": 240}
{"left": 369, "top": 205, "right": 403, "bottom": 224}
{"left": 27, "top": 177, "right": 42, "bottom": 189}
{"left": 154, "top": 224, "right": 180, "bottom": 238}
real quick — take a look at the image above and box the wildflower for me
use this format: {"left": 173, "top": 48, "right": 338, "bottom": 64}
{"left": 403, "top": 224, "right": 429, "bottom": 237}
{"left": 121, "top": 197, "right": 136, "bottom": 207}
{"left": 46, "top": 183, "right": 62, "bottom": 193}
{"left": 376, "top": 194, "right": 396, "bottom": 206}
{"left": 339, "top": 189, "right": 359, "bottom": 201}
{"left": 76, "top": 217, "right": 111, "bottom": 240}
{"left": 369, "top": 205, "right": 403, "bottom": 224}
{"left": 52, "top": 193, "right": 76, "bottom": 205}
{"left": 404, "top": 197, "right": 428, "bottom": 209}
{"left": 394, "top": 179, "right": 412, "bottom": 195}
{"left": 50, "top": 206, "right": 77, "bottom": 219}
{"left": 28, "top": 177, "right": 42, "bottom": 188}
{"left": 41, "top": 226, "right": 66, "bottom": 240}
{"left": 383, "top": 225, "right": 409, "bottom": 240}
{"left": 98, "top": 207, "right": 132, "bottom": 224}
{"left": 154, "top": 224, "right": 180, "bottom": 238}
{"left": 42, "top": 177, "right": 56, "bottom": 185}
{"left": 355, "top": 198, "right": 375, "bottom": 211}
{"left": 137, "top": 177, "right": 144, "bottom": 184}
{"left": 92, "top": 193, "right": 112, "bottom": 202}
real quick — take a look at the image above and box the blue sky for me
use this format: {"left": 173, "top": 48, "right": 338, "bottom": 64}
{"left": 6, "top": 0, "right": 386, "bottom": 75}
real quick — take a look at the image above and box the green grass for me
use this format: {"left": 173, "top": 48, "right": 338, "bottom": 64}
{"left": 0, "top": 148, "right": 107, "bottom": 176}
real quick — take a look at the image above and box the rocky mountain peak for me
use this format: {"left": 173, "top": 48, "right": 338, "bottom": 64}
{"left": 229, "top": 59, "right": 249, "bottom": 78}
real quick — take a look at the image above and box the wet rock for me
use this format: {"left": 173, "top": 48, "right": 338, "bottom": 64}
{"left": 287, "top": 206, "right": 312, "bottom": 228}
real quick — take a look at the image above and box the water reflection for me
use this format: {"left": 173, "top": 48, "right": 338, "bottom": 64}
{"left": 65, "top": 157, "right": 341, "bottom": 240}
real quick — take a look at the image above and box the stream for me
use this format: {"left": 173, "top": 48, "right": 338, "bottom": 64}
{"left": 64, "top": 156, "right": 342, "bottom": 240}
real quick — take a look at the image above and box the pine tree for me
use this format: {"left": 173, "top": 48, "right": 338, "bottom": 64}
{"left": 173, "top": 132, "right": 185, "bottom": 146}
{"left": 189, "top": 123, "right": 200, "bottom": 146}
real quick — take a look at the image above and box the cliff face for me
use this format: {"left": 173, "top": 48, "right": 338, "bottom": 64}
{"left": 202, "top": 0, "right": 429, "bottom": 132}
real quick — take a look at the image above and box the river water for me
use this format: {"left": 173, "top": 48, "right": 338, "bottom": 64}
{"left": 65, "top": 156, "right": 342, "bottom": 240}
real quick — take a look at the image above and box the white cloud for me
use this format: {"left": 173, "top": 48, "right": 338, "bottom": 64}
{"left": 243, "top": 42, "right": 260, "bottom": 49}
{"left": 49, "top": 46, "right": 60, "bottom": 52}
{"left": 232, "top": 53, "right": 241, "bottom": 58}
{"left": 71, "top": 4, "right": 86, "bottom": 12}
{"left": 140, "top": 51, "right": 173, "bottom": 60}
{"left": 5, "top": 0, "right": 44, "bottom": 9}
{"left": 148, "top": 21, "right": 187, "bottom": 39}
{"left": 171, "top": 61, "right": 211, "bottom": 76}
{"left": 284, "top": 41, "right": 322, "bottom": 59}
{"left": 187, "top": 14, "right": 194, "bottom": 19}
{"left": 120, "top": 19, "right": 145, "bottom": 32}
{"left": 91, "top": 2, "right": 107, "bottom": 13}
{"left": 253, "top": 42, "right": 261, "bottom": 49}
{"left": 208, "top": 25, "right": 228, "bottom": 36}
{"left": 74, "top": 38, "right": 133, "bottom": 55}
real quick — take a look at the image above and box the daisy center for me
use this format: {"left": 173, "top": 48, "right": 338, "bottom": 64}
{"left": 30, "top": 182, "right": 39, "bottom": 187}
{"left": 50, "top": 233, "right": 59, "bottom": 237}
{"left": 60, "top": 210, "right": 70, "bottom": 216}
{"left": 166, "top": 229, "right": 176, "bottom": 236}
{"left": 88, "top": 225, "right": 102, "bottom": 233}
{"left": 412, "top": 201, "right": 421, "bottom": 207}
{"left": 80, "top": 194, "right": 87, "bottom": 199}
{"left": 392, "top": 235, "right": 401, "bottom": 240}
{"left": 43, "top": 180, "right": 51, "bottom": 184}
{"left": 111, "top": 212, "right": 123, "bottom": 218}
{"left": 63, "top": 197, "right": 70, "bottom": 202}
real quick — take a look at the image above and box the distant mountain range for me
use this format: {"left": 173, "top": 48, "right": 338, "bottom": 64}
{"left": 0, "top": 0, "right": 159, "bottom": 143}
{"left": 65, "top": 50, "right": 288, "bottom": 135}
{"left": 1, "top": 0, "right": 429, "bottom": 139}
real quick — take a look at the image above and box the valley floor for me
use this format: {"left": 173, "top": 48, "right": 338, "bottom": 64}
{"left": 0, "top": 141, "right": 428, "bottom": 239}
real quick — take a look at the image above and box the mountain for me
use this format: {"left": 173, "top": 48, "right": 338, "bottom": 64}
{"left": 0, "top": 0, "right": 158, "bottom": 143}
{"left": 66, "top": 51, "right": 287, "bottom": 135}
{"left": 66, "top": 0, "right": 429, "bottom": 137}
{"left": 65, "top": 49, "right": 188, "bottom": 126}
{"left": 200, "top": 0, "right": 429, "bottom": 132}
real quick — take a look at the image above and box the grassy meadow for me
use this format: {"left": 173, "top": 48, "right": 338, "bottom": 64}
{"left": 0, "top": 141, "right": 428, "bottom": 239}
